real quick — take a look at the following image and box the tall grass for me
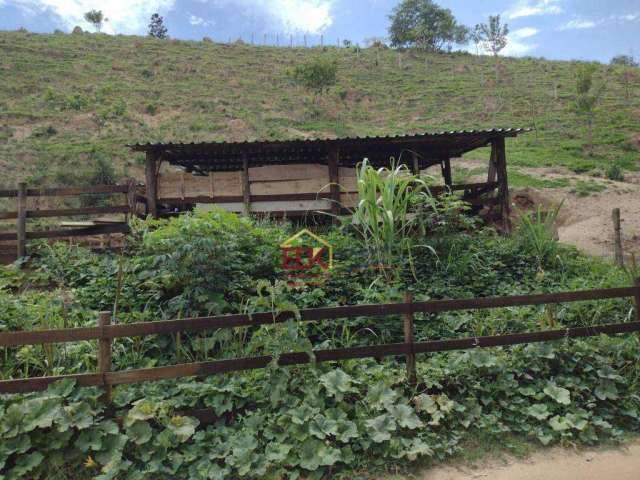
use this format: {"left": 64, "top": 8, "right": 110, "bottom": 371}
{"left": 517, "top": 201, "right": 563, "bottom": 272}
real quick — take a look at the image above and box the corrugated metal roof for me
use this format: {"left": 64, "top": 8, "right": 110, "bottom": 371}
{"left": 128, "top": 127, "right": 531, "bottom": 151}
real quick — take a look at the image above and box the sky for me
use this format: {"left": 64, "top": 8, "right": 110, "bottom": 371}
{"left": 0, "top": 0, "right": 639, "bottom": 62}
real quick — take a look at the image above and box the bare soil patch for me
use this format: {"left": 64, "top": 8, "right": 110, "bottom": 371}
{"left": 419, "top": 441, "right": 640, "bottom": 480}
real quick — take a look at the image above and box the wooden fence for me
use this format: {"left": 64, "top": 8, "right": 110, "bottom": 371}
{"left": 0, "top": 182, "right": 139, "bottom": 258}
{"left": 1, "top": 284, "right": 639, "bottom": 398}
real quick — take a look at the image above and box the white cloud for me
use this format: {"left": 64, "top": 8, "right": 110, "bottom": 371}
{"left": 506, "top": 0, "right": 563, "bottom": 20}
{"left": 8, "top": 0, "right": 175, "bottom": 33}
{"left": 557, "top": 19, "right": 596, "bottom": 30}
{"left": 206, "top": 0, "right": 335, "bottom": 34}
{"left": 610, "top": 12, "right": 639, "bottom": 22}
{"left": 188, "top": 13, "right": 212, "bottom": 27}
{"left": 511, "top": 27, "right": 539, "bottom": 39}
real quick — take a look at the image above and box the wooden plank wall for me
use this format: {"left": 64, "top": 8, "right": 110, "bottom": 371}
{"left": 157, "top": 164, "right": 359, "bottom": 213}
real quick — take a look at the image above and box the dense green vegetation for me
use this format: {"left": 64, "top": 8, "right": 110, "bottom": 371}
{"left": 1, "top": 34, "right": 639, "bottom": 477}
{"left": 1, "top": 160, "right": 639, "bottom": 478}
{"left": 1, "top": 30, "right": 639, "bottom": 191}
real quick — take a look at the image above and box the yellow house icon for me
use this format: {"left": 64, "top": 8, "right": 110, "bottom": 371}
{"left": 280, "top": 229, "right": 334, "bottom": 270}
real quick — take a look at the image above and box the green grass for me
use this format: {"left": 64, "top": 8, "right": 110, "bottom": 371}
{"left": 507, "top": 169, "right": 572, "bottom": 189}
{"left": 0, "top": 31, "right": 639, "bottom": 188}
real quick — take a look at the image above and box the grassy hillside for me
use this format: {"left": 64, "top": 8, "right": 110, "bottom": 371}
{"left": 0, "top": 30, "right": 639, "bottom": 188}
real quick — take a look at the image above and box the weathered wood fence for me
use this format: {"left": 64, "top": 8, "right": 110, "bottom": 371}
{"left": 1, "top": 284, "right": 639, "bottom": 398}
{"left": 0, "top": 181, "right": 139, "bottom": 258}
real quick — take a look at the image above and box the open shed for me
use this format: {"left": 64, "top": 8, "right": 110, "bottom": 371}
{"left": 131, "top": 128, "right": 529, "bottom": 230}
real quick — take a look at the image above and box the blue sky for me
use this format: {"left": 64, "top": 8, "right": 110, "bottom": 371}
{"left": 1, "top": 0, "right": 638, "bottom": 62}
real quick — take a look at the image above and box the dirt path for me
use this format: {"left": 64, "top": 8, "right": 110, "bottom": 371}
{"left": 419, "top": 441, "right": 640, "bottom": 480}
{"left": 452, "top": 159, "right": 640, "bottom": 261}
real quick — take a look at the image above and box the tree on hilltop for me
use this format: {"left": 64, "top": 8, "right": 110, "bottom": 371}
{"left": 477, "top": 15, "right": 509, "bottom": 57}
{"left": 388, "top": 0, "right": 469, "bottom": 52}
{"left": 610, "top": 55, "right": 638, "bottom": 67}
{"left": 149, "top": 13, "right": 168, "bottom": 39}
{"left": 84, "top": 10, "right": 106, "bottom": 33}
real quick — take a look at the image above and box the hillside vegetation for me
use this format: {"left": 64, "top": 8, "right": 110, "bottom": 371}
{"left": 1, "top": 30, "right": 639, "bottom": 189}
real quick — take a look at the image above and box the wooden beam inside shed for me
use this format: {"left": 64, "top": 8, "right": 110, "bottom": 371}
{"left": 241, "top": 154, "right": 251, "bottom": 216}
{"left": 441, "top": 158, "right": 452, "bottom": 187}
{"left": 144, "top": 152, "right": 159, "bottom": 219}
{"left": 328, "top": 146, "right": 341, "bottom": 219}
{"left": 410, "top": 151, "right": 420, "bottom": 175}
{"left": 488, "top": 141, "right": 498, "bottom": 184}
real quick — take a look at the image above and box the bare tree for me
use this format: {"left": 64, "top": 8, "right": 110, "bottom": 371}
{"left": 478, "top": 15, "right": 508, "bottom": 57}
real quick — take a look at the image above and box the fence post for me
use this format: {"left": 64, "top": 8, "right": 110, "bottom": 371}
{"left": 612, "top": 208, "right": 624, "bottom": 267}
{"left": 404, "top": 292, "right": 417, "bottom": 386}
{"left": 16, "top": 182, "right": 27, "bottom": 258}
{"left": 98, "top": 311, "right": 113, "bottom": 403}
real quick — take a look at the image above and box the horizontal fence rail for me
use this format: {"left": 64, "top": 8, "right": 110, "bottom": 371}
{"left": 0, "top": 185, "right": 130, "bottom": 198}
{"left": 1, "top": 181, "right": 138, "bottom": 259}
{"left": 0, "top": 284, "right": 639, "bottom": 395}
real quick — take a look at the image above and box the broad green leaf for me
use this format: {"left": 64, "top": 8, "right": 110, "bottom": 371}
{"left": 365, "top": 414, "right": 396, "bottom": 443}
{"left": 366, "top": 383, "right": 399, "bottom": 410}
{"left": 124, "top": 401, "right": 157, "bottom": 427}
{"left": 469, "top": 350, "right": 497, "bottom": 368}
{"left": 387, "top": 404, "right": 423, "bottom": 429}
{"left": 319, "top": 369, "right": 355, "bottom": 400}
{"left": 298, "top": 439, "right": 340, "bottom": 471}
{"left": 405, "top": 438, "right": 434, "bottom": 461}
{"left": 167, "top": 416, "right": 199, "bottom": 442}
{"left": 549, "top": 415, "right": 570, "bottom": 432}
{"left": 7, "top": 451, "right": 43, "bottom": 478}
{"left": 309, "top": 414, "right": 339, "bottom": 439}
{"left": 526, "top": 404, "right": 551, "bottom": 420}
{"left": 46, "top": 379, "right": 77, "bottom": 398}
{"left": 127, "top": 420, "right": 153, "bottom": 445}
{"left": 565, "top": 413, "right": 588, "bottom": 431}
{"left": 414, "top": 394, "right": 438, "bottom": 415}
{"left": 595, "top": 380, "right": 619, "bottom": 401}
{"left": 543, "top": 383, "right": 571, "bottom": 405}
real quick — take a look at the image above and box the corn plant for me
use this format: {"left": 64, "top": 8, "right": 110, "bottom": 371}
{"left": 333, "top": 159, "right": 437, "bottom": 280}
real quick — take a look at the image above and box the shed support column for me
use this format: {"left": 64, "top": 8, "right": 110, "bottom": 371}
{"left": 145, "top": 152, "right": 159, "bottom": 219}
{"left": 488, "top": 142, "right": 498, "bottom": 184}
{"left": 410, "top": 151, "right": 420, "bottom": 175}
{"left": 493, "top": 137, "right": 511, "bottom": 233}
{"left": 242, "top": 154, "right": 251, "bottom": 216}
{"left": 441, "top": 158, "right": 452, "bottom": 188}
{"left": 328, "top": 146, "right": 341, "bottom": 220}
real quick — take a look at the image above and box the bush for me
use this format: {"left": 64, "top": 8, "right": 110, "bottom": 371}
{"left": 145, "top": 103, "right": 158, "bottom": 115}
{"left": 606, "top": 163, "right": 624, "bottom": 181}
{"left": 288, "top": 56, "right": 338, "bottom": 98}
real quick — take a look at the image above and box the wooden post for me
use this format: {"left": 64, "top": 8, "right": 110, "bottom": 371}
{"left": 404, "top": 292, "right": 417, "bottom": 387}
{"left": 410, "top": 152, "right": 420, "bottom": 175}
{"left": 441, "top": 158, "right": 452, "bottom": 187}
{"left": 494, "top": 137, "right": 511, "bottom": 233}
{"left": 612, "top": 208, "right": 624, "bottom": 267}
{"left": 488, "top": 141, "right": 498, "bottom": 184}
{"left": 242, "top": 154, "right": 251, "bottom": 216}
{"left": 16, "top": 182, "right": 27, "bottom": 258}
{"left": 144, "top": 152, "right": 159, "bottom": 219}
{"left": 125, "top": 179, "right": 137, "bottom": 222}
{"left": 98, "top": 311, "right": 112, "bottom": 403}
{"left": 328, "top": 146, "right": 341, "bottom": 219}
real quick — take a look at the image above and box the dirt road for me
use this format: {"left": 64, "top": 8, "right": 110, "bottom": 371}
{"left": 420, "top": 441, "right": 640, "bottom": 480}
